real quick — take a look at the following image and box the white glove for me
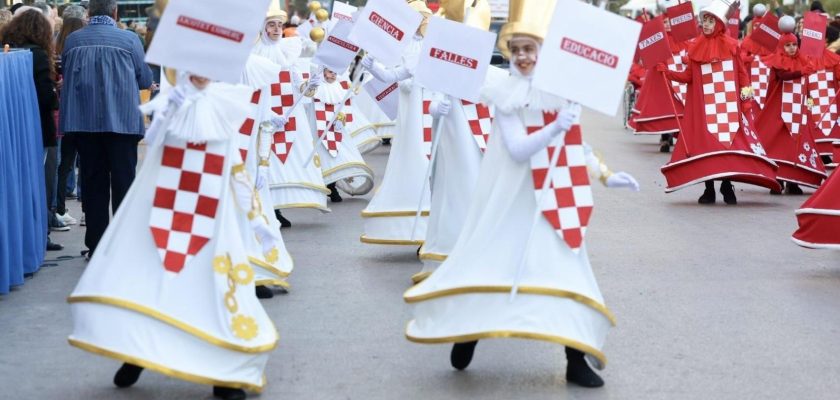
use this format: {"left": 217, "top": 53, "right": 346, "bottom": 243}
{"left": 168, "top": 85, "right": 187, "bottom": 110}
{"left": 270, "top": 115, "right": 288, "bottom": 131}
{"left": 606, "top": 171, "right": 640, "bottom": 191}
{"left": 549, "top": 107, "right": 577, "bottom": 136}
{"left": 250, "top": 217, "right": 280, "bottom": 255}
{"left": 360, "top": 55, "right": 390, "bottom": 82}
{"left": 306, "top": 72, "right": 322, "bottom": 92}
{"left": 255, "top": 165, "right": 269, "bottom": 190}
{"left": 429, "top": 99, "right": 451, "bottom": 119}
{"left": 332, "top": 119, "right": 345, "bottom": 132}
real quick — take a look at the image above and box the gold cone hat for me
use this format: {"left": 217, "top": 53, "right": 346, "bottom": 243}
{"left": 438, "top": 0, "right": 491, "bottom": 31}
{"left": 266, "top": 0, "right": 288, "bottom": 23}
{"left": 498, "top": 0, "right": 557, "bottom": 58}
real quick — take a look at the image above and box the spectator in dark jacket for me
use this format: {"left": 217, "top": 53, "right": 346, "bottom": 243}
{"left": 60, "top": 0, "right": 154, "bottom": 256}
{"left": 0, "top": 9, "right": 64, "bottom": 250}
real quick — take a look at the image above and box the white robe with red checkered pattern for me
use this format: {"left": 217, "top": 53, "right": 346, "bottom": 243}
{"left": 70, "top": 83, "right": 278, "bottom": 390}
{"left": 405, "top": 75, "right": 613, "bottom": 369}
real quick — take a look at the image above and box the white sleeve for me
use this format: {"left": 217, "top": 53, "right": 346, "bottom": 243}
{"left": 497, "top": 110, "right": 560, "bottom": 163}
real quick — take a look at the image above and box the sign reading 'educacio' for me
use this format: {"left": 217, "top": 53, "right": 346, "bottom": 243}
{"left": 560, "top": 37, "right": 618, "bottom": 69}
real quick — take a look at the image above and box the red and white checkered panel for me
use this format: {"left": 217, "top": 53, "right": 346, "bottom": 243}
{"left": 808, "top": 70, "right": 838, "bottom": 137}
{"left": 700, "top": 60, "right": 739, "bottom": 146}
{"left": 421, "top": 97, "right": 434, "bottom": 160}
{"left": 782, "top": 77, "right": 807, "bottom": 135}
{"left": 150, "top": 140, "right": 226, "bottom": 273}
{"left": 237, "top": 90, "right": 262, "bottom": 161}
{"left": 750, "top": 56, "right": 770, "bottom": 109}
{"left": 527, "top": 111, "right": 593, "bottom": 252}
{"left": 460, "top": 100, "right": 493, "bottom": 153}
{"left": 313, "top": 100, "right": 345, "bottom": 157}
{"left": 666, "top": 50, "right": 688, "bottom": 104}
{"left": 269, "top": 70, "right": 298, "bottom": 163}
{"left": 338, "top": 80, "right": 355, "bottom": 124}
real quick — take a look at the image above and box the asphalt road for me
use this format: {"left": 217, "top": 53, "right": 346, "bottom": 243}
{"left": 1, "top": 109, "right": 838, "bottom": 400}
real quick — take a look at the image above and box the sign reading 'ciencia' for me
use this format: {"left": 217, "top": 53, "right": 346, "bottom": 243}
{"left": 369, "top": 11, "right": 404, "bottom": 41}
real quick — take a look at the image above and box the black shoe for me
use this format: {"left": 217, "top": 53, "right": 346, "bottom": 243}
{"left": 328, "top": 183, "right": 343, "bottom": 203}
{"left": 450, "top": 341, "right": 478, "bottom": 370}
{"left": 698, "top": 188, "right": 716, "bottom": 204}
{"left": 785, "top": 183, "right": 804, "bottom": 195}
{"left": 113, "top": 363, "right": 143, "bottom": 388}
{"left": 274, "top": 210, "right": 291, "bottom": 228}
{"left": 255, "top": 285, "right": 274, "bottom": 299}
{"left": 659, "top": 142, "right": 671, "bottom": 153}
{"left": 565, "top": 348, "right": 604, "bottom": 388}
{"left": 47, "top": 239, "right": 64, "bottom": 251}
{"left": 382, "top": 138, "right": 391, "bottom": 146}
{"left": 719, "top": 181, "right": 737, "bottom": 205}
{"left": 213, "top": 386, "right": 246, "bottom": 400}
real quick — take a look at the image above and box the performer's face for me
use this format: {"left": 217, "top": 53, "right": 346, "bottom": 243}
{"left": 323, "top": 68, "right": 337, "bottom": 83}
{"left": 509, "top": 36, "right": 539, "bottom": 76}
{"left": 784, "top": 42, "right": 798, "bottom": 56}
{"left": 701, "top": 14, "right": 717, "bottom": 35}
{"left": 265, "top": 20, "right": 283, "bottom": 41}
{"left": 189, "top": 75, "right": 210, "bottom": 90}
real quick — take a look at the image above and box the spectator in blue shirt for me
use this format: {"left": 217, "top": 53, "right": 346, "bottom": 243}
{"left": 59, "top": 0, "right": 154, "bottom": 257}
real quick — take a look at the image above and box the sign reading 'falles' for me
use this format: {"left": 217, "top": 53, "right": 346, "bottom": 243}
{"left": 348, "top": 0, "right": 422, "bottom": 66}
{"left": 533, "top": 0, "right": 641, "bottom": 116}
{"left": 414, "top": 16, "right": 496, "bottom": 103}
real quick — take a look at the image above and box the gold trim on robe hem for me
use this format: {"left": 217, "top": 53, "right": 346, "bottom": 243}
{"left": 67, "top": 296, "right": 279, "bottom": 353}
{"left": 403, "top": 328, "right": 608, "bottom": 368}
{"left": 349, "top": 124, "right": 378, "bottom": 138}
{"left": 418, "top": 252, "right": 447, "bottom": 262}
{"left": 403, "top": 286, "right": 616, "bottom": 326}
{"left": 360, "top": 210, "right": 430, "bottom": 218}
{"left": 272, "top": 182, "right": 332, "bottom": 194}
{"left": 274, "top": 203, "right": 331, "bottom": 211}
{"left": 247, "top": 256, "right": 291, "bottom": 278}
{"left": 255, "top": 279, "right": 290, "bottom": 289}
{"left": 68, "top": 339, "right": 266, "bottom": 392}
{"left": 359, "top": 235, "right": 425, "bottom": 246}
{"left": 321, "top": 162, "right": 374, "bottom": 178}
{"left": 411, "top": 271, "right": 432, "bottom": 284}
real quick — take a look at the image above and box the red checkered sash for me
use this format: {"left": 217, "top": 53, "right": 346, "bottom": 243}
{"left": 460, "top": 100, "right": 493, "bottom": 153}
{"left": 236, "top": 89, "right": 262, "bottom": 162}
{"left": 666, "top": 50, "right": 688, "bottom": 104}
{"left": 750, "top": 56, "right": 770, "bottom": 109}
{"left": 421, "top": 94, "right": 435, "bottom": 160}
{"left": 150, "top": 139, "right": 227, "bottom": 273}
{"left": 781, "top": 76, "right": 808, "bottom": 135}
{"left": 269, "top": 70, "right": 298, "bottom": 163}
{"left": 700, "top": 60, "right": 740, "bottom": 146}
{"left": 526, "top": 110, "right": 593, "bottom": 252}
{"left": 312, "top": 99, "right": 344, "bottom": 157}
{"left": 807, "top": 70, "right": 838, "bottom": 137}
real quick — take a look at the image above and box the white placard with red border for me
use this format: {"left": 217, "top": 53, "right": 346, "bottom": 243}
{"left": 364, "top": 77, "right": 400, "bottom": 120}
{"left": 532, "top": 0, "right": 641, "bottom": 116}
{"left": 414, "top": 16, "right": 496, "bottom": 103}
{"left": 146, "top": 0, "right": 271, "bottom": 83}
{"left": 331, "top": 1, "right": 357, "bottom": 23}
{"left": 348, "top": 0, "right": 423, "bottom": 66}
{"left": 312, "top": 20, "right": 361, "bottom": 75}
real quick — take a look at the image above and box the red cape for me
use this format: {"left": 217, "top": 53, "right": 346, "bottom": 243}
{"left": 792, "top": 168, "right": 840, "bottom": 249}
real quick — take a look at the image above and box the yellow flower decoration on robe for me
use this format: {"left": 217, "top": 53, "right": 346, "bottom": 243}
{"left": 231, "top": 314, "right": 258, "bottom": 340}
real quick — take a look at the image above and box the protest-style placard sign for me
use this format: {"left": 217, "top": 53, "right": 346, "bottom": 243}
{"left": 665, "top": 2, "right": 697, "bottom": 43}
{"left": 364, "top": 78, "right": 400, "bottom": 120}
{"left": 728, "top": 8, "right": 740, "bottom": 39}
{"left": 414, "top": 17, "right": 496, "bottom": 103}
{"left": 533, "top": 0, "right": 641, "bottom": 116}
{"left": 312, "top": 20, "right": 361, "bottom": 75}
{"left": 636, "top": 15, "right": 671, "bottom": 69}
{"left": 145, "top": 0, "right": 270, "bottom": 83}
{"left": 751, "top": 13, "right": 781, "bottom": 51}
{"left": 332, "top": 1, "right": 357, "bottom": 22}
{"left": 348, "top": 0, "right": 423, "bottom": 66}
{"left": 800, "top": 11, "right": 828, "bottom": 58}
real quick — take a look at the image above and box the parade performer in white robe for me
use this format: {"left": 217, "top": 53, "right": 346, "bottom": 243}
{"left": 404, "top": 0, "right": 640, "bottom": 388}
{"left": 343, "top": 64, "right": 384, "bottom": 155}
{"left": 253, "top": 1, "right": 330, "bottom": 228}
{"left": 358, "top": 0, "right": 434, "bottom": 247}
{"left": 413, "top": 0, "right": 503, "bottom": 283}
{"left": 306, "top": 66, "right": 375, "bottom": 202}
{"left": 68, "top": 75, "right": 281, "bottom": 400}
{"left": 236, "top": 53, "right": 298, "bottom": 297}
